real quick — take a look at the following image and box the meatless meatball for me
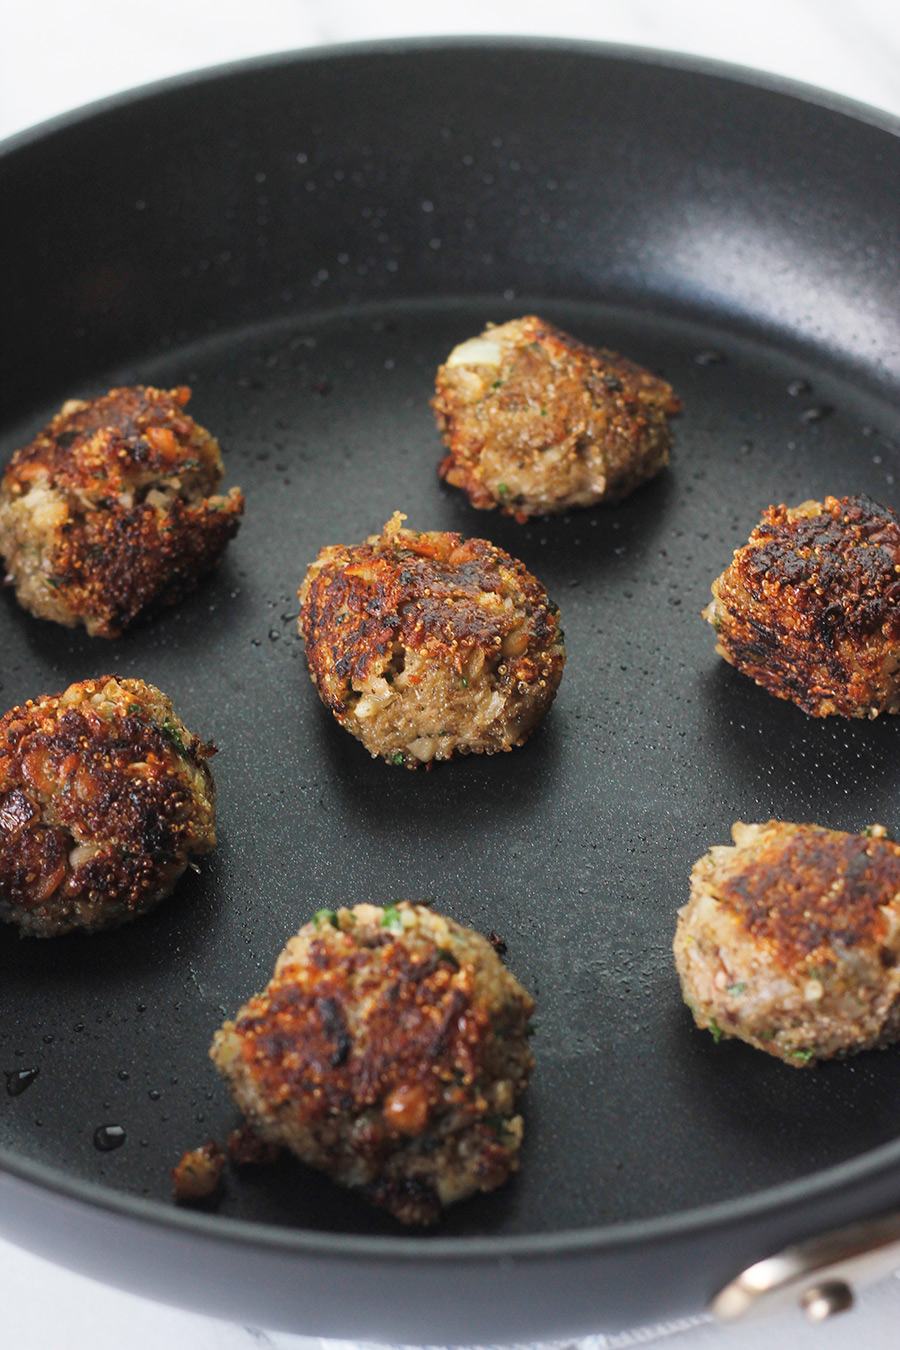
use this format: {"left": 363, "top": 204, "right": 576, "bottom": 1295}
{"left": 432, "top": 316, "right": 681, "bottom": 521}
{"left": 704, "top": 495, "right": 900, "bottom": 718}
{"left": 210, "top": 902, "right": 535, "bottom": 1225}
{"left": 674, "top": 821, "right": 900, "bottom": 1066}
{"left": 298, "top": 512, "right": 565, "bottom": 767}
{"left": 0, "top": 676, "right": 216, "bottom": 936}
{"left": 0, "top": 385, "right": 244, "bottom": 637}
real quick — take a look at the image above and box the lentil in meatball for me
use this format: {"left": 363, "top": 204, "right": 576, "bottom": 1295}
{"left": 432, "top": 316, "right": 681, "bottom": 521}
{"left": 674, "top": 821, "right": 900, "bottom": 1066}
{"left": 704, "top": 495, "right": 900, "bottom": 717}
{"left": 298, "top": 512, "right": 566, "bottom": 767}
{"left": 0, "top": 676, "right": 217, "bottom": 936}
{"left": 0, "top": 385, "right": 244, "bottom": 637}
{"left": 210, "top": 901, "right": 535, "bottom": 1225}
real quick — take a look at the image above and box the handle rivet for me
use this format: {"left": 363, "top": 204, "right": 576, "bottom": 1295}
{"left": 801, "top": 1280, "right": 854, "bottom": 1322}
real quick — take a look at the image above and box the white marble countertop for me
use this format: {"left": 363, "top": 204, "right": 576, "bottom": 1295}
{"left": 3, "top": 3, "right": 900, "bottom": 1347}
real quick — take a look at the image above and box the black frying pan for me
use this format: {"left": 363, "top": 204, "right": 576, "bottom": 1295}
{"left": 2, "top": 38, "right": 900, "bottom": 1343}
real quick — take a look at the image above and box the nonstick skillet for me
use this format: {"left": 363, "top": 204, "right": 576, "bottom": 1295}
{"left": 3, "top": 37, "right": 900, "bottom": 1343}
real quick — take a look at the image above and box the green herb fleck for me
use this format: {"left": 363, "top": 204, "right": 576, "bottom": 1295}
{"left": 708, "top": 1019, "right": 724, "bottom": 1044}
{"left": 45, "top": 577, "right": 60, "bottom": 590}
{"left": 391, "top": 751, "right": 405, "bottom": 765}
{"left": 539, "top": 408, "right": 548, "bottom": 416}
{"left": 161, "top": 718, "right": 186, "bottom": 755}
{"left": 491, "top": 380, "right": 502, "bottom": 389}
{"left": 759, "top": 1030, "right": 776, "bottom": 1040}
{"left": 496, "top": 483, "right": 510, "bottom": 496}
{"left": 127, "top": 703, "right": 142, "bottom": 715}
{"left": 381, "top": 905, "right": 403, "bottom": 931}
{"left": 726, "top": 983, "right": 746, "bottom": 996}
{"left": 459, "top": 676, "right": 468, "bottom": 688}
{"left": 312, "top": 908, "right": 338, "bottom": 929}
{"left": 437, "top": 947, "right": 459, "bottom": 967}
{"left": 789, "top": 1048, "right": 816, "bottom": 1064}
{"left": 525, "top": 1021, "right": 538, "bottom": 1037}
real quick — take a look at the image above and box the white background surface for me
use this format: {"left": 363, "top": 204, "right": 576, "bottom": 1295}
{"left": 3, "top": 2, "right": 900, "bottom": 1347}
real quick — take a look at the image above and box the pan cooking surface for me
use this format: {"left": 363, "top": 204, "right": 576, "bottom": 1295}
{"left": 2, "top": 296, "right": 900, "bottom": 1237}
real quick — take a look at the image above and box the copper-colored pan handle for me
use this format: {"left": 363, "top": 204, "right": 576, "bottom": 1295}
{"left": 713, "top": 1212, "right": 900, "bottom": 1323}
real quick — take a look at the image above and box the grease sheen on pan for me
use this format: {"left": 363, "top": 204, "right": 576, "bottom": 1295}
{"left": 433, "top": 316, "right": 681, "bottom": 521}
{"left": 705, "top": 494, "right": 900, "bottom": 717}
{"left": 298, "top": 511, "right": 565, "bottom": 767}
{"left": 0, "top": 385, "right": 244, "bottom": 637}
{"left": 0, "top": 676, "right": 217, "bottom": 936}
{"left": 674, "top": 821, "right": 900, "bottom": 1066}
{"left": 210, "top": 901, "right": 535, "bottom": 1225}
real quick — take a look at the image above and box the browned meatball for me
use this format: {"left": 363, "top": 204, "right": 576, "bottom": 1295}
{"left": 298, "top": 512, "right": 566, "bottom": 767}
{"left": 432, "top": 316, "right": 681, "bottom": 521}
{"left": 704, "top": 495, "right": 900, "bottom": 717}
{"left": 0, "top": 676, "right": 217, "bottom": 936}
{"left": 0, "top": 385, "right": 244, "bottom": 637}
{"left": 674, "top": 821, "right": 900, "bottom": 1066}
{"left": 210, "top": 902, "right": 535, "bottom": 1225}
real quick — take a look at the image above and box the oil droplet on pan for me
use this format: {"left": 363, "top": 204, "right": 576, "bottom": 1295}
{"left": 93, "top": 1124, "right": 126, "bottom": 1152}
{"left": 5, "top": 1067, "right": 39, "bottom": 1097}
{"left": 800, "top": 404, "right": 834, "bottom": 424}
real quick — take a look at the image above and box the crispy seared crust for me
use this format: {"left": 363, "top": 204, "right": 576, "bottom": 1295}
{"left": 210, "top": 902, "right": 535, "bottom": 1225}
{"left": 674, "top": 821, "right": 900, "bottom": 1065}
{"left": 432, "top": 315, "right": 681, "bottom": 520}
{"left": 0, "top": 386, "right": 244, "bottom": 637}
{"left": 298, "top": 513, "right": 565, "bottom": 766}
{"left": 0, "top": 676, "right": 216, "bottom": 936}
{"left": 705, "top": 495, "right": 900, "bottom": 717}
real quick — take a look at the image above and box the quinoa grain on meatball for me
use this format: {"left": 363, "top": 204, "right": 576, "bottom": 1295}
{"left": 298, "top": 512, "right": 565, "bottom": 767}
{"left": 0, "top": 385, "right": 244, "bottom": 637}
{"left": 0, "top": 676, "right": 217, "bottom": 936}
{"left": 432, "top": 316, "right": 681, "bottom": 521}
{"left": 705, "top": 495, "right": 900, "bottom": 717}
{"left": 674, "top": 821, "right": 900, "bottom": 1066}
{"left": 210, "top": 902, "right": 535, "bottom": 1225}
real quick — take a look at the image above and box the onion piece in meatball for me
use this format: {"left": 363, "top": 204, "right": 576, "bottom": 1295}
{"left": 0, "top": 676, "right": 217, "bottom": 936}
{"left": 674, "top": 821, "right": 900, "bottom": 1066}
{"left": 0, "top": 385, "right": 244, "bottom": 637}
{"left": 432, "top": 315, "right": 681, "bottom": 521}
{"left": 210, "top": 901, "right": 535, "bottom": 1225}
{"left": 298, "top": 512, "right": 566, "bottom": 767}
{"left": 704, "top": 495, "right": 900, "bottom": 718}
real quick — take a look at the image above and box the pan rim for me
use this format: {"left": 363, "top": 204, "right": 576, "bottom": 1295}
{"left": 5, "top": 1131, "right": 900, "bottom": 1258}
{"left": 4, "top": 33, "right": 900, "bottom": 1264}
{"left": 2, "top": 32, "right": 900, "bottom": 161}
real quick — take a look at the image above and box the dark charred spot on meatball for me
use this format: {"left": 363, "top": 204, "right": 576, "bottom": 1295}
{"left": 234, "top": 934, "right": 486, "bottom": 1125}
{"left": 226, "top": 1123, "right": 282, "bottom": 1166}
{"left": 0, "top": 678, "right": 216, "bottom": 935}
{"left": 717, "top": 825, "right": 900, "bottom": 968}
{"left": 709, "top": 495, "right": 900, "bottom": 717}
{"left": 746, "top": 497, "right": 900, "bottom": 644}
{"left": 300, "top": 527, "right": 563, "bottom": 717}
{"left": 0, "top": 386, "right": 244, "bottom": 637}
{"left": 362, "top": 1173, "right": 442, "bottom": 1227}
{"left": 8, "top": 387, "right": 201, "bottom": 491}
